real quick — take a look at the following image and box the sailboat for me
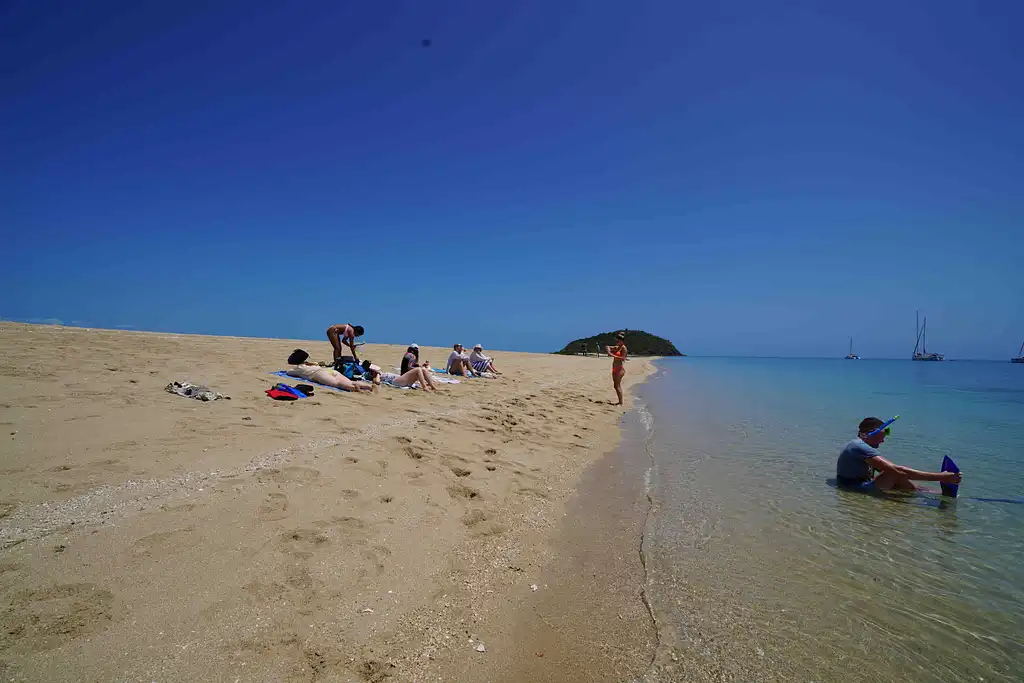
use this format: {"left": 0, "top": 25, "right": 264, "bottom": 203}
{"left": 912, "top": 310, "right": 944, "bottom": 361}
{"left": 845, "top": 336, "right": 859, "bottom": 360}
{"left": 1012, "top": 342, "right": 1024, "bottom": 364}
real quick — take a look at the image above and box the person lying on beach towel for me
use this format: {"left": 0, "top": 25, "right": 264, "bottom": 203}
{"left": 446, "top": 344, "right": 479, "bottom": 377}
{"left": 469, "top": 344, "right": 501, "bottom": 375}
{"left": 286, "top": 349, "right": 374, "bottom": 392}
{"left": 363, "top": 363, "right": 440, "bottom": 391}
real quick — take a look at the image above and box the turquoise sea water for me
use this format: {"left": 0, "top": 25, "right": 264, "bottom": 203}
{"left": 635, "top": 358, "right": 1024, "bottom": 683}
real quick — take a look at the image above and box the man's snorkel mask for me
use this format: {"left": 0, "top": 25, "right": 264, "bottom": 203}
{"left": 866, "top": 415, "right": 900, "bottom": 438}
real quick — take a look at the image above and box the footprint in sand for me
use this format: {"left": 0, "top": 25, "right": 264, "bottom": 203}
{"left": 303, "top": 646, "right": 344, "bottom": 679}
{"left": 403, "top": 446, "right": 428, "bottom": 461}
{"left": 0, "top": 583, "right": 115, "bottom": 652}
{"left": 242, "top": 579, "right": 287, "bottom": 601}
{"left": 268, "top": 466, "right": 321, "bottom": 484}
{"left": 462, "top": 509, "right": 488, "bottom": 527}
{"left": 357, "top": 659, "right": 396, "bottom": 682}
{"left": 447, "top": 483, "right": 481, "bottom": 500}
{"left": 361, "top": 544, "right": 392, "bottom": 573}
{"left": 159, "top": 502, "right": 196, "bottom": 513}
{"left": 461, "top": 509, "right": 507, "bottom": 537}
{"left": 225, "top": 633, "right": 345, "bottom": 680}
{"left": 516, "top": 486, "right": 550, "bottom": 500}
{"left": 257, "top": 492, "right": 290, "bottom": 520}
{"left": 450, "top": 467, "right": 471, "bottom": 477}
{"left": 283, "top": 565, "right": 315, "bottom": 592}
{"left": 131, "top": 527, "right": 195, "bottom": 558}
{"left": 277, "top": 528, "right": 331, "bottom": 558}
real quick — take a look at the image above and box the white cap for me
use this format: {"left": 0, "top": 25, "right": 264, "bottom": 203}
{"left": 410, "top": 343, "right": 419, "bottom": 349}
{"left": 473, "top": 344, "right": 482, "bottom": 349}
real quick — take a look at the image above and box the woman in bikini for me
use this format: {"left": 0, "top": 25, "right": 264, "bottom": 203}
{"left": 286, "top": 349, "right": 374, "bottom": 392}
{"left": 606, "top": 332, "right": 627, "bottom": 406}
{"left": 362, "top": 364, "right": 440, "bottom": 392}
{"left": 326, "top": 323, "right": 364, "bottom": 362}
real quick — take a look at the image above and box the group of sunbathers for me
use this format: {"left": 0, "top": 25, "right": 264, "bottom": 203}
{"left": 445, "top": 343, "right": 500, "bottom": 377}
{"left": 283, "top": 324, "right": 500, "bottom": 393}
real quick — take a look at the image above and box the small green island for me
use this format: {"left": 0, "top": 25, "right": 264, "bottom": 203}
{"left": 555, "top": 329, "right": 684, "bottom": 357}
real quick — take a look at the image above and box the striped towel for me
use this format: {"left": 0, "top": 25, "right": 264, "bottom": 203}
{"left": 471, "top": 360, "right": 490, "bottom": 373}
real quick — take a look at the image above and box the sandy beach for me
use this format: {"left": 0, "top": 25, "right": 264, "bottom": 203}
{"left": 0, "top": 322, "right": 654, "bottom": 682}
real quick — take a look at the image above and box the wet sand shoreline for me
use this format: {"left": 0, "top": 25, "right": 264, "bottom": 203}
{"left": 442, "top": 406, "right": 659, "bottom": 683}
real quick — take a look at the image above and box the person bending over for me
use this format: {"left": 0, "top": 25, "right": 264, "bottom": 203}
{"left": 326, "top": 323, "right": 364, "bottom": 362}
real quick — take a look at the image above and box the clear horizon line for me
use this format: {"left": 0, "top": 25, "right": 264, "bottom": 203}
{"left": 2, "top": 319, "right": 1019, "bottom": 362}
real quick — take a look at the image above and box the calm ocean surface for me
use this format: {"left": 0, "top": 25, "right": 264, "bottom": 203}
{"left": 633, "top": 357, "right": 1024, "bottom": 683}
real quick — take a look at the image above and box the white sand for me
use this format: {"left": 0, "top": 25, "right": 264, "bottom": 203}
{"left": 0, "top": 323, "right": 653, "bottom": 682}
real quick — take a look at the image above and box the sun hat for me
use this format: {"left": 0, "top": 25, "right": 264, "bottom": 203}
{"left": 473, "top": 344, "right": 482, "bottom": 349}
{"left": 410, "top": 343, "right": 419, "bottom": 349}
{"left": 369, "top": 364, "right": 382, "bottom": 373}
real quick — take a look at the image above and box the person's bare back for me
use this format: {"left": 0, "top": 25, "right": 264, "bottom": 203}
{"left": 326, "top": 323, "right": 364, "bottom": 361}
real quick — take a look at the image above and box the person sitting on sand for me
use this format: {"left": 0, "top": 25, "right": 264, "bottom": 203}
{"left": 326, "top": 324, "right": 364, "bottom": 362}
{"left": 362, "top": 363, "right": 440, "bottom": 392}
{"left": 401, "top": 344, "right": 428, "bottom": 374}
{"left": 469, "top": 344, "right": 501, "bottom": 375}
{"left": 286, "top": 349, "right": 374, "bottom": 392}
{"left": 836, "top": 417, "right": 963, "bottom": 491}
{"left": 606, "top": 332, "right": 627, "bottom": 406}
{"left": 446, "top": 344, "right": 477, "bottom": 377}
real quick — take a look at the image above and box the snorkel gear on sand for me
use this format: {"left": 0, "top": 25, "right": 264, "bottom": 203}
{"left": 866, "top": 415, "right": 900, "bottom": 437}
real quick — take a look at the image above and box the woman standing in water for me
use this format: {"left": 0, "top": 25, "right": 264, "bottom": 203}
{"left": 606, "top": 332, "right": 627, "bottom": 406}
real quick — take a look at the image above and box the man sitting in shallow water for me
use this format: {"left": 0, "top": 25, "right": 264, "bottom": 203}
{"left": 836, "top": 417, "right": 963, "bottom": 491}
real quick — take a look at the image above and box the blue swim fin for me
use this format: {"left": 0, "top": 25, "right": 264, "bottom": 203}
{"left": 940, "top": 455, "right": 960, "bottom": 498}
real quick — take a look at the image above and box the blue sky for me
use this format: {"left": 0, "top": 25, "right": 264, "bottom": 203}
{"left": 2, "top": 0, "right": 1021, "bottom": 358}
